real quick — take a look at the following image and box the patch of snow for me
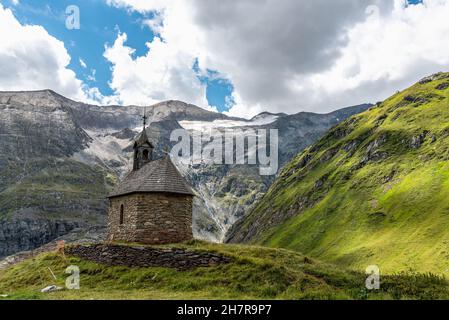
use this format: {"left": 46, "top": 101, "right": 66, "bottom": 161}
{"left": 72, "top": 129, "right": 132, "bottom": 171}
{"left": 179, "top": 115, "right": 278, "bottom": 131}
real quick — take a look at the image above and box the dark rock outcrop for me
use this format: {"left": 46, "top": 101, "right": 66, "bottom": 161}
{"left": 435, "top": 82, "right": 449, "bottom": 91}
{"left": 408, "top": 131, "right": 428, "bottom": 149}
{"left": 0, "top": 219, "right": 80, "bottom": 258}
{"left": 0, "top": 226, "right": 106, "bottom": 270}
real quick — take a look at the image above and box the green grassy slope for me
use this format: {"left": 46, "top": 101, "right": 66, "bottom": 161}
{"left": 227, "top": 72, "right": 449, "bottom": 275}
{"left": 0, "top": 242, "right": 447, "bottom": 300}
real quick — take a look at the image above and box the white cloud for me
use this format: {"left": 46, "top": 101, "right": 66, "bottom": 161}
{"left": 0, "top": 4, "right": 80, "bottom": 97}
{"left": 79, "top": 58, "right": 87, "bottom": 68}
{"left": 142, "top": 14, "right": 164, "bottom": 36}
{"left": 87, "top": 68, "right": 96, "bottom": 82}
{"left": 2, "top": 0, "right": 448, "bottom": 119}
{"left": 104, "top": 3, "right": 209, "bottom": 107}
{"left": 306, "top": 0, "right": 449, "bottom": 110}
{"left": 106, "top": 0, "right": 169, "bottom": 12}
{"left": 0, "top": 4, "right": 108, "bottom": 105}
{"left": 105, "top": 0, "right": 449, "bottom": 118}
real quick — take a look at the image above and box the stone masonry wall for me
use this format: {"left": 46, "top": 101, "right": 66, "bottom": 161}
{"left": 66, "top": 244, "right": 231, "bottom": 270}
{"left": 108, "top": 192, "right": 193, "bottom": 244}
{"left": 108, "top": 194, "right": 139, "bottom": 243}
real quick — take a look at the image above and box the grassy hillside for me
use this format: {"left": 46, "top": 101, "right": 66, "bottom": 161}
{"left": 227, "top": 72, "right": 449, "bottom": 275}
{"left": 0, "top": 242, "right": 447, "bottom": 300}
{"left": 0, "top": 158, "right": 113, "bottom": 222}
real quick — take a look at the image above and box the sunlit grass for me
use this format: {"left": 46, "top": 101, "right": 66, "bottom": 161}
{"left": 234, "top": 73, "right": 449, "bottom": 276}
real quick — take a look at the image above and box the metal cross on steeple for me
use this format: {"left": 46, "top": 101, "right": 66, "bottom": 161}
{"left": 142, "top": 107, "right": 148, "bottom": 130}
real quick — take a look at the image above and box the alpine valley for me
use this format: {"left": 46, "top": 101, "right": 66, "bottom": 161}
{"left": 227, "top": 72, "right": 449, "bottom": 275}
{"left": 0, "top": 89, "right": 370, "bottom": 258}
{"left": 3, "top": 74, "right": 449, "bottom": 300}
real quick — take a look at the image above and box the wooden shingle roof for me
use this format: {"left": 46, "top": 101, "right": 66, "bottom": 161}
{"left": 108, "top": 156, "right": 195, "bottom": 198}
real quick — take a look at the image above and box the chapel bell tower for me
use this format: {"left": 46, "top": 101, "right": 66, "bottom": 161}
{"left": 133, "top": 110, "right": 154, "bottom": 171}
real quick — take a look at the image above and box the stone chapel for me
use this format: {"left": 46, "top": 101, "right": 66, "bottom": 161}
{"left": 107, "top": 119, "right": 194, "bottom": 244}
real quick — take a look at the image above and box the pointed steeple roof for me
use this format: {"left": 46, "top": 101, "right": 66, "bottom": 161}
{"left": 134, "top": 129, "right": 155, "bottom": 148}
{"left": 108, "top": 155, "right": 195, "bottom": 198}
{"left": 134, "top": 107, "right": 154, "bottom": 148}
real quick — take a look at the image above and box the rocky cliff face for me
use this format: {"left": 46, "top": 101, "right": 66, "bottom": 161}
{"left": 0, "top": 89, "right": 370, "bottom": 257}
{"left": 0, "top": 219, "right": 80, "bottom": 257}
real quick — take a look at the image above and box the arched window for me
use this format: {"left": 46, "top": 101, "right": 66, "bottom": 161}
{"left": 119, "top": 204, "right": 124, "bottom": 225}
{"left": 142, "top": 149, "right": 149, "bottom": 160}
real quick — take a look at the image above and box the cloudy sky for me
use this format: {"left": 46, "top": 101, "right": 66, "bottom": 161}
{"left": 0, "top": 0, "right": 448, "bottom": 118}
